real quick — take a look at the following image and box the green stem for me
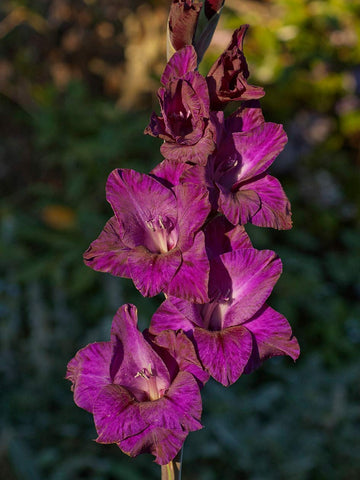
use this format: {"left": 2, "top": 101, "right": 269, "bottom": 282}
{"left": 161, "top": 448, "right": 183, "bottom": 480}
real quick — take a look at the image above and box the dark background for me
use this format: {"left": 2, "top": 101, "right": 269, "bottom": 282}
{"left": 1, "top": 1, "right": 360, "bottom": 479}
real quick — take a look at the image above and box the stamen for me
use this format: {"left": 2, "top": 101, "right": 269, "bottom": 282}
{"left": 144, "top": 216, "right": 175, "bottom": 254}
{"left": 158, "top": 216, "right": 165, "bottom": 229}
{"left": 201, "top": 290, "right": 232, "bottom": 330}
{"left": 146, "top": 220, "right": 155, "bottom": 231}
{"left": 134, "top": 365, "right": 160, "bottom": 401}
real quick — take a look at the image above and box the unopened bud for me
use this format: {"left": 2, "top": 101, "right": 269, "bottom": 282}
{"left": 167, "top": 0, "right": 202, "bottom": 59}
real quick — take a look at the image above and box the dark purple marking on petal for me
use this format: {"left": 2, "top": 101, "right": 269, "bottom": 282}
{"left": 144, "top": 112, "right": 172, "bottom": 141}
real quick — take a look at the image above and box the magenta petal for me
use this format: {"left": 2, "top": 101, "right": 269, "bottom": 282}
{"left": 226, "top": 101, "right": 264, "bottom": 133}
{"left": 151, "top": 159, "right": 191, "bottom": 187}
{"left": 160, "top": 126, "right": 215, "bottom": 165}
{"left": 94, "top": 384, "right": 147, "bottom": 443}
{"left": 150, "top": 298, "right": 196, "bottom": 335}
{"left": 128, "top": 246, "right": 181, "bottom": 297}
{"left": 110, "top": 305, "right": 170, "bottom": 399}
{"left": 194, "top": 326, "right": 253, "bottom": 386}
{"left": 167, "top": 232, "right": 210, "bottom": 303}
{"left": 153, "top": 330, "right": 209, "bottom": 386}
{"left": 175, "top": 183, "right": 210, "bottom": 251}
{"left": 144, "top": 112, "right": 171, "bottom": 140}
{"left": 161, "top": 45, "right": 197, "bottom": 85}
{"left": 240, "top": 84, "right": 266, "bottom": 100}
{"left": 232, "top": 122, "right": 287, "bottom": 181}
{"left": 140, "top": 371, "right": 202, "bottom": 432}
{"left": 66, "top": 342, "right": 112, "bottom": 413}
{"left": 106, "top": 169, "right": 177, "bottom": 247}
{"left": 94, "top": 381, "right": 199, "bottom": 464}
{"left": 244, "top": 305, "right": 300, "bottom": 373}
{"left": 83, "top": 216, "right": 131, "bottom": 278}
{"left": 244, "top": 174, "right": 293, "bottom": 229}
{"left": 221, "top": 249, "right": 282, "bottom": 327}
{"left": 183, "top": 70, "right": 210, "bottom": 118}
{"left": 119, "top": 424, "right": 187, "bottom": 465}
{"left": 218, "top": 184, "right": 261, "bottom": 225}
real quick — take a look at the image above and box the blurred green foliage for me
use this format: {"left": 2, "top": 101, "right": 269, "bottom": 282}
{"left": 1, "top": 0, "right": 359, "bottom": 479}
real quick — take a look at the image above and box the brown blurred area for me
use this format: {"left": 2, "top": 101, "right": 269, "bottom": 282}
{"left": 0, "top": 0, "right": 171, "bottom": 110}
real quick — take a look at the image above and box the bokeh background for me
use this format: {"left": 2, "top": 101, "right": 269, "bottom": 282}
{"left": 1, "top": 0, "right": 360, "bottom": 479}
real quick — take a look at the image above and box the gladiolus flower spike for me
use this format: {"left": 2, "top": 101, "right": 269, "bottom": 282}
{"left": 67, "top": 2, "right": 299, "bottom": 477}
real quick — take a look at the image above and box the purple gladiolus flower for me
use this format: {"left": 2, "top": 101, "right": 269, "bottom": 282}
{"left": 144, "top": 46, "right": 216, "bottom": 165}
{"left": 150, "top": 248, "right": 299, "bottom": 386}
{"left": 214, "top": 102, "right": 292, "bottom": 229}
{"left": 83, "top": 168, "right": 211, "bottom": 302}
{"left": 66, "top": 304, "right": 203, "bottom": 465}
{"left": 182, "top": 102, "right": 292, "bottom": 229}
{"left": 206, "top": 25, "right": 265, "bottom": 110}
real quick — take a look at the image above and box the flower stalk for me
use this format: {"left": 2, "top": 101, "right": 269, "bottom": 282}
{"left": 161, "top": 449, "right": 183, "bottom": 480}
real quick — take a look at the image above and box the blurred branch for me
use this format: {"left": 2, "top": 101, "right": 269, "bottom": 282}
{"left": 0, "top": 6, "right": 48, "bottom": 39}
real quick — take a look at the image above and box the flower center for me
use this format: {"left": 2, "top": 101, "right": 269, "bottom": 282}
{"left": 215, "top": 154, "right": 241, "bottom": 189}
{"left": 201, "top": 290, "right": 231, "bottom": 331}
{"left": 135, "top": 365, "right": 163, "bottom": 401}
{"left": 145, "top": 216, "right": 177, "bottom": 254}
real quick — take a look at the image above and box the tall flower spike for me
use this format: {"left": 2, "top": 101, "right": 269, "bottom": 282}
{"left": 66, "top": 304, "right": 203, "bottom": 465}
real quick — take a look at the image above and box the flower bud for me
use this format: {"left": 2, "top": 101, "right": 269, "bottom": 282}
{"left": 167, "top": 0, "right": 202, "bottom": 58}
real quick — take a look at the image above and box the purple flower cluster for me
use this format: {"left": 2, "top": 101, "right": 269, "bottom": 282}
{"left": 67, "top": 14, "right": 299, "bottom": 469}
